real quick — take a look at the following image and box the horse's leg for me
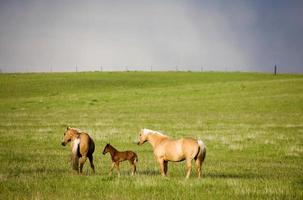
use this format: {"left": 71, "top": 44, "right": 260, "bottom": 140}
{"left": 72, "top": 154, "right": 79, "bottom": 173}
{"left": 115, "top": 161, "right": 121, "bottom": 176}
{"left": 157, "top": 158, "right": 166, "bottom": 176}
{"left": 185, "top": 159, "right": 192, "bottom": 179}
{"left": 195, "top": 158, "right": 202, "bottom": 178}
{"left": 79, "top": 155, "right": 87, "bottom": 174}
{"left": 163, "top": 161, "right": 168, "bottom": 175}
{"left": 88, "top": 155, "right": 95, "bottom": 174}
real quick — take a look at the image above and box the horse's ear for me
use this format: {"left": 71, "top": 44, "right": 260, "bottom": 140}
{"left": 67, "top": 126, "right": 71, "bottom": 130}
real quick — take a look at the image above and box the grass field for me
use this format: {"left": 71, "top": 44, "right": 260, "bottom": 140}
{"left": 0, "top": 71, "right": 302, "bottom": 199}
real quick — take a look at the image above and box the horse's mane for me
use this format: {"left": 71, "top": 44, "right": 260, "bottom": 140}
{"left": 70, "top": 127, "right": 83, "bottom": 135}
{"left": 107, "top": 144, "right": 118, "bottom": 152}
{"left": 143, "top": 128, "right": 168, "bottom": 137}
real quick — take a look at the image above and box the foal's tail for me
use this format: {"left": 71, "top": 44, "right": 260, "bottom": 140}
{"left": 197, "top": 140, "right": 206, "bottom": 162}
{"left": 134, "top": 154, "right": 139, "bottom": 163}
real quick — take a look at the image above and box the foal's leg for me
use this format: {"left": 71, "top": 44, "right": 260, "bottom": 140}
{"left": 109, "top": 162, "right": 115, "bottom": 175}
{"left": 129, "top": 160, "right": 136, "bottom": 175}
{"left": 185, "top": 159, "right": 192, "bottom": 179}
{"left": 79, "top": 155, "right": 87, "bottom": 174}
{"left": 88, "top": 155, "right": 95, "bottom": 174}
{"left": 115, "top": 161, "right": 121, "bottom": 176}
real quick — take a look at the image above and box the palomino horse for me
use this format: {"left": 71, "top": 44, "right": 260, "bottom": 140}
{"left": 61, "top": 127, "right": 95, "bottom": 174}
{"left": 137, "top": 128, "right": 206, "bottom": 178}
{"left": 103, "top": 143, "right": 138, "bottom": 176}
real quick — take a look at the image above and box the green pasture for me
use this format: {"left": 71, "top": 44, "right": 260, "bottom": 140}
{"left": 0, "top": 71, "right": 302, "bottom": 199}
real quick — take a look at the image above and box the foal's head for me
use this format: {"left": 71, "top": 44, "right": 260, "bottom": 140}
{"left": 61, "top": 127, "right": 78, "bottom": 146}
{"left": 102, "top": 143, "right": 112, "bottom": 155}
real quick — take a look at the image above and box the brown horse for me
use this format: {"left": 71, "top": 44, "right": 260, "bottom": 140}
{"left": 137, "top": 128, "right": 206, "bottom": 178}
{"left": 102, "top": 143, "right": 138, "bottom": 176}
{"left": 61, "top": 127, "right": 95, "bottom": 174}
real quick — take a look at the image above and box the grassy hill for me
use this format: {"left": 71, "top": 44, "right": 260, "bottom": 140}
{"left": 0, "top": 72, "right": 302, "bottom": 199}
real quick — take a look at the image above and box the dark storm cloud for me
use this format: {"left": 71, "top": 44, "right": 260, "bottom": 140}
{"left": 0, "top": 0, "right": 302, "bottom": 73}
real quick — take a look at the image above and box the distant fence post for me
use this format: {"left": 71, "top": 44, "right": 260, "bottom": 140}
{"left": 100, "top": 66, "right": 103, "bottom": 72}
{"left": 274, "top": 65, "right": 277, "bottom": 75}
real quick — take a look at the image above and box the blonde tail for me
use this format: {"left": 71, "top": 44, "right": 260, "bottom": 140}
{"left": 197, "top": 140, "right": 206, "bottom": 162}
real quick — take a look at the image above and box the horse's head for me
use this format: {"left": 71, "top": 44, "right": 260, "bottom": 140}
{"left": 61, "top": 127, "right": 76, "bottom": 146}
{"left": 102, "top": 143, "right": 110, "bottom": 155}
{"left": 137, "top": 129, "right": 149, "bottom": 145}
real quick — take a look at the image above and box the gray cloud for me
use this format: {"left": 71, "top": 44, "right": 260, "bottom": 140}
{"left": 0, "top": 0, "right": 302, "bottom": 73}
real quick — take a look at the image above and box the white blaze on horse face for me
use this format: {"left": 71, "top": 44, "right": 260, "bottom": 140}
{"left": 138, "top": 129, "right": 149, "bottom": 144}
{"left": 72, "top": 138, "right": 80, "bottom": 154}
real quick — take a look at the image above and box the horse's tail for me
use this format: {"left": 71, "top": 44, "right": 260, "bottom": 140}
{"left": 196, "top": 139, "right": 206, "bottom": 162}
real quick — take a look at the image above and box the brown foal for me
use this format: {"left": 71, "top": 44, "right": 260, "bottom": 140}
{"left": 102, "top": 143, "right": 138, "bottom": 176}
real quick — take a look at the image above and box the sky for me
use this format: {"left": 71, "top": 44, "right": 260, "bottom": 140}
{"left": 0, "top": 0, "right": 302, "bottom": 73}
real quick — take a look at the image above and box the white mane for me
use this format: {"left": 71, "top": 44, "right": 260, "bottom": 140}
{"left": 72, "top": 138, "right": 80, "bottom": 154}
{"left": 70, "top": 127, "right": 84, "bottom": 134}
{"left": 143, "top": 128, "right": 167, "bottom": 137}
